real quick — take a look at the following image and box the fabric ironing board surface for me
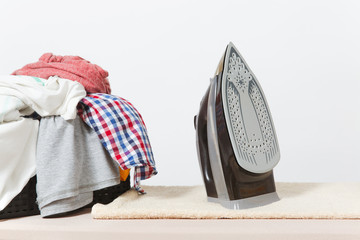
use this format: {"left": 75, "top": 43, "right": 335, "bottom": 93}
{"left": 92, "top": 182, "right": 360, "bottom": 219}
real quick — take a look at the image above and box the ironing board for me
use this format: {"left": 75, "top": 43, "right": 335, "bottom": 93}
{"left": 0, "top": 209, "right": 359, "bottom": 240}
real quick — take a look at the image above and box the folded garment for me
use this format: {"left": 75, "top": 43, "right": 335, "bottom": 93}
{"left": 36, "top": 115, "right": 121, "bottom": 217}
{"left": 77, "top": 93, "right": 157, "bottom": 193}
{"left": 0, "top": 75, "right": 86, "bottom": 122}
{"left": 0, "top": 118, "right": 38, "bottom": 211}
{"left": 0, "top": 95, "right": 25, "bottom": 122}
{"left": 12, "top": 53, "right": 111, "bottom": 94}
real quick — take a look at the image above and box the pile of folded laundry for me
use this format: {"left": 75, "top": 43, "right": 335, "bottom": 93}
{"left": 0, "top": 53, "right": 157, "bottom": 217}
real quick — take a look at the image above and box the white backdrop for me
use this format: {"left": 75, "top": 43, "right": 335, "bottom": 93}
{"left": 0, "top": 0, "right": 359, "bottom": 185}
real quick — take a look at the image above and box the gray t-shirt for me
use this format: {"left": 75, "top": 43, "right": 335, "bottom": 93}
{"left": 36, "top": 115, "right": 120, "bottom": 217}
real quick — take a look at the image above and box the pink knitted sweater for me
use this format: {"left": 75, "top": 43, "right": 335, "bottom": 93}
{"left": 12, "top": 53, "right": 111, "bottom": 94}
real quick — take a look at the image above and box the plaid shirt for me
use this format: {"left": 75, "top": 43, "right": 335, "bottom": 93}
{"left": 77, "top": 93, "right": 157, "bottom": 193}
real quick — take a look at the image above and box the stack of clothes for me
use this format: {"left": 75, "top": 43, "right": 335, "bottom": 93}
{"left": 0, "top": 53, "right": 157, "bottom": 217}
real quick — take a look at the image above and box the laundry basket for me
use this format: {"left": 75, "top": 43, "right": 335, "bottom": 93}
{"left": 0, "top": 175, "right": 130, "bottom": 219}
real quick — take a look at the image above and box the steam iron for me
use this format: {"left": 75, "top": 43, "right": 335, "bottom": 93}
{"left": 195, "top": 42, "right": 280, "bottom": 209}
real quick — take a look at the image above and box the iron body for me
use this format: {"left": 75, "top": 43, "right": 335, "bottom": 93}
{"left": 195, "top": 42, "right": 280, "bottom": 209}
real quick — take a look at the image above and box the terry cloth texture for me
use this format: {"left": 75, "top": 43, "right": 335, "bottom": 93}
{"left": 12, "top": 53, "right": 111, "bottom": 94}
{"left": 36, "top": 115, "right": 120, "bottom": 217}
{"left": 77, "top": 93, "right": 157, "bottom": 193}
{"left": 92, "top": 183, "right": 360, "bottom": 219}
{"left": 0, "top": 75, "right": 86, "bottom": 121}
{"left": 0, "top": 118, "right": 38, "bottom": 211}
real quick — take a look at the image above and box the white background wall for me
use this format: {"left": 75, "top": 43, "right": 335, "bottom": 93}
{"left": 0, "top": 0, "right": 359, "bottom": 185}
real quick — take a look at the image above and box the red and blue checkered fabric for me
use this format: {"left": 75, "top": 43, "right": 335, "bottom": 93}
{"left": 77, "top": 93, "right": 157, "bottom": 193}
